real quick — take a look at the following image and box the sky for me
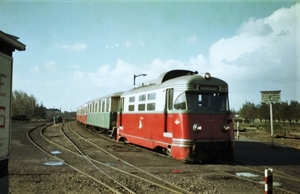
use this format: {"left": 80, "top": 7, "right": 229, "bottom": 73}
{"left": 1, "top": 0, "right": 299, "bottom": 112}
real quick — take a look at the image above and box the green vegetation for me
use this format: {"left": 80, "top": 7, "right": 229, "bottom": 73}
{"left": 236, "top": 101, "right": 300, "bottom": 136}
{"left": 12, "top": 90, "right": 76, "bottom": 121}
{"left": 12, "top": 90, "right": 46, "bottom": 119}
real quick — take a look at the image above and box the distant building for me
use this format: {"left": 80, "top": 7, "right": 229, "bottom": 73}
{"left": 46, "top": 108, "right": 61, "bottom": 118}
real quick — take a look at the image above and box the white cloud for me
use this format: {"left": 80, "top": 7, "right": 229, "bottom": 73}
{"left": 208, "top": 3, "right": 299, "bottom": 108}
{"left": 125, "top": 41, "right": 131, "bottom": 47}
{"left": 237, "top": 18, "right": 274, "bottom": 36}
{"left": 136, "top": 39, "right": 145, "bottom": 47}
{"left": 72, "top": 57, "right": 203, "bottom": 98}
{"left": 189, "top": 54, "right": 210, "bottom": 70}
{"left": 29, "top": 61, "right": 57, "bottom": 75}
{"left": 187, "top": 35, "right": 198, "bottom": 43}
{"left": 44, "top": 61, "right": 57, "bottom": 72}
{"left": 30, "top": 66, "right": 40, "bottom": 74}
{"left": 69, "top": 65, "right": 80, "bottom": 70}
{"left": 72, "top": 3, "right": 299, "bottom": 110}
{"left": 57, "top": 43, "right": 87, "bottom": 52}
{"left": 105, "top": 43, "right": 120, "bottom": 49}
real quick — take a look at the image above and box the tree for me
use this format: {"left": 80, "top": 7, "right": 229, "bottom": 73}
{"left": 290, "top": 101, "right": 300, "bottom": 126}
{"left": 280, "top": 101, "right": 293, "bottom": 126}
{"left": 12, "top": 90, "right": 34, "bottom": 117}
{"left": 34, "top": 101, "right": 47, "bottom": 118}
{"left": 257, "top": 103, "right": 269, "bottom": 123}
{"left": 239, "top": 101, "right": 256, "bottom": 123}
{"left": 239, "top": 100, "right": 300, "bottom": 129}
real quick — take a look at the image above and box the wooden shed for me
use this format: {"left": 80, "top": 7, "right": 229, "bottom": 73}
{"left": 0, "top": 30, "right": 26, "bottom": 194}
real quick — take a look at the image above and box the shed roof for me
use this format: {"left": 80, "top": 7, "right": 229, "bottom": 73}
{"left": 0, "top": 30, "right": 26, "bottom": 51}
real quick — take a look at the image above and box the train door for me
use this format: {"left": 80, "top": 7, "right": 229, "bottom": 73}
{"left": 164, "top": 88, "right": 174, "bottom": 136}
{"left": 118, "top": 97, "right": 124, "bottom": 128}
{"left": 110, "top": 97, "right": 119, "bottom": 129}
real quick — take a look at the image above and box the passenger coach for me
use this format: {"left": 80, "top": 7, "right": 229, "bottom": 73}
{"left": 116, "top": 70, "right": 234, "bottom": 161}
{"left": 76, "top": 103, "right": 87, "bottom": 125}
{"left": 77, "top": 92, "right": 123, "bottom": 135}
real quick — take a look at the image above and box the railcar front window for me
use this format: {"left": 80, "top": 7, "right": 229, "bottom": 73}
{"left": 174, "top": 93, "right": 187, "bottom": 110}
{"left": 186, "top": 92, "right": 229, "bottom": 111}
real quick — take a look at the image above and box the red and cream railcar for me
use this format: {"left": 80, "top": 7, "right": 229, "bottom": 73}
{"left": 76, "top": 103, "right": 88, "bottom": 125}
{"left": 117, "top": 69, "right": 234, "bottom": 162}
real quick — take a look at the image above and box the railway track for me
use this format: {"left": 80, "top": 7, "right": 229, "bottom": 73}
{"left": 27, "top": 121, "right": 193, "bottom": 194}
{"left": 26, "top": 122, "right": 300, "bottom": 193}
{"left": 212, "top": 163, "right": 300, "bottom": 194}
{"left": 67, "top": 121, "right": 300, "bottom": 194}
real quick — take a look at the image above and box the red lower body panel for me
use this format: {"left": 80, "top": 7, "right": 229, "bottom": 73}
{"left": 117, "top": 112, "right": 234, "bottom": 161}
{"left": 77, "top": 115, "right": 87, "bottom": 125}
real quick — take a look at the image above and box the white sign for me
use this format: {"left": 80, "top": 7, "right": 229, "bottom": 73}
{"left": 260, "top": 90, "right": 281, "bottom": 103}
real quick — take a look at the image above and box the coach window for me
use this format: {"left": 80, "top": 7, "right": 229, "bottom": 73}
{"left": 174, "top": 92, "right": 187, "bottom": 110}
{"left": 138, "top": 104, "right": 145, "bottom": 111}
{"left": 128, "top": 96, "right": 135, "bottom": 111}
{"left": 139, "top": 94, "right": 146, "bottom": 101}
{"left": 94, "top": 103, "right": 98, "bottom": 113}
{"left": 129, "top": 105, "right": 134, "bottom": 111}
{"left": 129, "top": 96, "right": 135, "bottom": 102}
{"left": 106, "top": 97, "right": 110, "bottom": 112}
{"left": 147, "top": 103, "right": 155, "bottom": 111}
{"left": 147, "top": 93, "right": 156, "bottom": 100}
{"left": 101, "top": 100, "right": 105, "bottom": 112}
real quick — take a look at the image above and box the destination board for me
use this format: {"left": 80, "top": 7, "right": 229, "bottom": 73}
{"left": 260, "top": 90, "right": 281, "bottom": 103}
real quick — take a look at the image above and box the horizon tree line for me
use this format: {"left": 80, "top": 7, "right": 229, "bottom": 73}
{"left": 11, "top": 90, "right": 46, "bottom": 119}
{"left": 238, "top": 100, "right": 300, "bottom": 126}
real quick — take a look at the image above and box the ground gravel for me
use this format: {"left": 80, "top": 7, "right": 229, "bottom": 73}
{"left": 8, "top": 122, "right": 300, "bottom": 194}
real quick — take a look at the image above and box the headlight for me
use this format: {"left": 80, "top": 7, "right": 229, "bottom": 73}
{"left": 204, "top": 72, "right": 211, "bottom": 79}
{"left": 193, "top": 123, "right": 202, "bottom": 132}
{"left": 222, "top": 124, "right": 230, "bottom": 132}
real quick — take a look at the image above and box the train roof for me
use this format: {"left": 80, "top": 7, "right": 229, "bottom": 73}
{"left": 156, "top": 69, "right": 198, "bottom": 84}
{"left": 86, "top": 91, "right": 124, "bottom": 104}
{"left": 122, "top": 69, "right": 228, "bottom": 95}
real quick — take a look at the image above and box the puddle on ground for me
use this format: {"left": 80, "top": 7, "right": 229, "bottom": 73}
{"left": 259, "top": 181, "right": 281, "bottom": 186}
{"left": 51, "top": 150, "right": 62, "bottom": 155}
{"left": 105, "top": 162, "right": 124, "bottom": 167}
{"left": 43, "top": 161, "right": 64, "bottom": 166}
{"left": 236, "top": 172, "right": 281, "bottom": 186}
{"left": 236, "top": 172, "right": 259, "bottom": 178}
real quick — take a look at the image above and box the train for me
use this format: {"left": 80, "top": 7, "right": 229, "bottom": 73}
{"left": 76, "top": 69, "right": 235, "bottom": 162}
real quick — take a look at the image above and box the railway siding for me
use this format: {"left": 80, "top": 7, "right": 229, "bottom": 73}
{"left": 8, "top": 122, "right": 300, "bottom": 194}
